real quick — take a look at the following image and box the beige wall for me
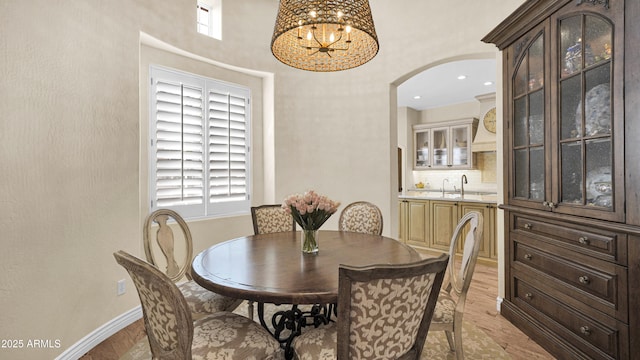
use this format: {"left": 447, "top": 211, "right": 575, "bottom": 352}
{"left": 0, "top": 0, "right": 522, "bottom": 358}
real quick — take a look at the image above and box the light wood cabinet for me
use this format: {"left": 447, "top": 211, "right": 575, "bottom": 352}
{"left": 484, "top": 0, "right": 640, "bottom": 358}
{"left": 430, "top": 200, "right": 458, "bottom": 252}
{"left": 398, "top": 200, "right": 407, "bottom": 242}
{"left": 459, "top": 202, "right": 495, "bottom": 259}
{"left": 413, "top": 118, "right": 478, "bottom": 170}
{"left": 399, "top": 199, "right": 496, "bottom": 262}
{"left": 405, "top": 200, "right": 430, "bottom": 247}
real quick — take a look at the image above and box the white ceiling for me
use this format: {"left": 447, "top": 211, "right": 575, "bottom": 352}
{"left": 397, "top": 59, "right": 497, "bottom": 111}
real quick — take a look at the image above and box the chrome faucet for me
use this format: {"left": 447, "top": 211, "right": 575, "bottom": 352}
{"left": 442, "top": 178, "right": 449, "bottom": 197}
{"left": 461, "top": 174, "right": 468, "bottom": 197}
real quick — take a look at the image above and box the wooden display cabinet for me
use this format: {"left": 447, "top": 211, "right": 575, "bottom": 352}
{"left": 484, "top": 0, "right": 640, "bottom": 358}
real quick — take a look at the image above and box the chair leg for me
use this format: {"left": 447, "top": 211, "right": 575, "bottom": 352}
{"left": 453, "top": 319, "right": 464, "bottom": 360}
{"left": 248, "top": 301, "right": 254, "bottom": 320}
{"left": 444, "top": 330, "right": 455, "bottom": 352}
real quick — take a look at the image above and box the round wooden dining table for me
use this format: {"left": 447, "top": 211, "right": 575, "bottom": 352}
{"left": 191, "top": 230, "right": 421, "bottom": 359}
{"left": 191, "top": 230, "right": 422, "bottom": 305}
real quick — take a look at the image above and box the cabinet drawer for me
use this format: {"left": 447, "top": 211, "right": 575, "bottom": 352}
{"left": 513, "top": 215, "right": 625, "bottom": 264}
{"left": 513, "top": 278, "right": 628, "bottom": 359}
{"left": 513, "top": 240, "right": 627, "bottom": 320}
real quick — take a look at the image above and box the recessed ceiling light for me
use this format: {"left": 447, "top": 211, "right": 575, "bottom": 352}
{"left": 413, "top": 95, "right": 421, "bottom": 100}
{"left": 484, "top": 81, "right": 493, "bottom": 86}
{"left": 457, "top": 75, "right": 467, "bottom": 80}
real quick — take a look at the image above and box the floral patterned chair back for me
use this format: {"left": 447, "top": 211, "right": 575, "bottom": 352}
{"left": 114, "top": 250, "right": 282, "bottom": 360}
{"left": 291, "top": 254, "right": 448, "bottom": 360}
{"left": 114, "top": 250, "right": 194, "bottom": 359}
{"left": 251, "top": 204, "right": 296, "bottom": 234}
{"left": 430, "top": 211, "right": 484, "bottom": 360}
{"left": 338, "top": 201, "right": 383, "bottom": 235}
{"left": 248, "top": 204, "right": 296, "bottom": 319}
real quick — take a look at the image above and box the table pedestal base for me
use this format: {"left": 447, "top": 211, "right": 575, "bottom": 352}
{"left": 257, "top": 303, "right": 336, "bottom": 360}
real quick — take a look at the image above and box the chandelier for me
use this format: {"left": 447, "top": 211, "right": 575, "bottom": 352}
{"left": 271, "top": 0, "right": 379, "bottom": 72}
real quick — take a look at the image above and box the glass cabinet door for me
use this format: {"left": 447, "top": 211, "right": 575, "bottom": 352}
{"left": 450, "top": 125, "right": 469, "bottom": 167}
{"left": 501, "top": 1, "right": 624, "bottom": 221}
{"left": 414, "top": 120, "right": 475, "bottom": 170}
{"left": 558, "top": 13, "right": 613, "bottom": 210}
{"left": 432, "top": 128, "right": 448, "bottom": 167}
{"left": 512, "top": 33, "right": 546, "bottom": 203}
{"left": 414, "top": 129, "right": 430, "bottom": 168}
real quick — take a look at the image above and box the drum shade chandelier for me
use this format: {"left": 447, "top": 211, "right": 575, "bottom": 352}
{"left": 271, "top": 0, "right": 379, "bottom": 72}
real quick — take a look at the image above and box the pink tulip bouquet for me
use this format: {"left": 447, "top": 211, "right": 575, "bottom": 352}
{"left": 282, "top": 190, "right": 341, "bottom": 230}
{"left": 282, "top": 190, "right": 340, "bottom": 253}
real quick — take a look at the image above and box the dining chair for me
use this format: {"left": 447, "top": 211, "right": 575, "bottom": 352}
{"left": 430, "top": 211, "right": 484, "bottom": 360}
{"left": 143, "top": 209, "right": 242, "bottom": 320}
{"left": 248, "top": 204, "right": 297, "bottom": 319}
{"left": 291, "top": 254, "right": 449, "bottom": 360}
{"left": 113, "top": 250, "right": 282, "bottom": 360}
{"left": 338, "top": 201, "right": 383, "bottom": 235}
{"left": 251, "top": 204, "right": 297, "bottom": 234}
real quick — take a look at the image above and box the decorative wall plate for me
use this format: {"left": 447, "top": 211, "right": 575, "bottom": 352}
{"left": 576, "top": 83, "right": 611, "bottom": 136}
{"left": 586, "top": 166, "right": 611, "bottom": 202}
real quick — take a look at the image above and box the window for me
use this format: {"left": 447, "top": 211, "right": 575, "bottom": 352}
{"left": 197, "top": 1, "right": 222, "bottom": 40}
{"left": 196, "top": 4, "right": 210, "bottom": 35}
{"left": 149, "top": 66, "right": 251, "bottom": 219}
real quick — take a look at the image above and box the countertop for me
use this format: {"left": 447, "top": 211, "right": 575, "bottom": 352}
{"left": 399, "top": 190, "right": 498, "bottom": 204}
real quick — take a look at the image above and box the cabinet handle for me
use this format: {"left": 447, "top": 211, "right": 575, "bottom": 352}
{"left": 524, "top": 254, "right": 533, "bottom": 260}
{"left": 580, "top": 326, "right": 591, "bottom": 336}
{"left": 542, "top": 201, "right": 549, "bottom": 207}
{"left": 548, "top": 202, "right": 557, "bottom": 208}
{"left": 579, "top": 275, "right": 591, "bottom": 285}
{"left": 578, "top": 236, "right": 590, "bottom": 245}
{"left": 525, "top": 293, "right": 533, "bottom": 300}
{"left": 524, "top": 223, "right": 532, "bottom": 230}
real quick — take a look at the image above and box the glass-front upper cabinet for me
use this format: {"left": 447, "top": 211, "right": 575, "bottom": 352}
{"left": 508, "top": 3, "right": 624, "bottom": 222}
{"left": 511, "top": 29, "right": 547, "bottom": 208}
{"left": 413, "top": 118, "right": 478, "bottom": 170}
{"left": 450, "top": 125, "right": 471, "bottom": 167}
{"left": 414, "top": 128, "right": 431, "bottom": 169}
{"left": 432, "top": 127, "right": 449, "bottom": 167}
{"left": 557, "top": 13, "right": 613, "bottom": 208}
{"left": 552, "top": 3, "right": 623, "bottom": 222}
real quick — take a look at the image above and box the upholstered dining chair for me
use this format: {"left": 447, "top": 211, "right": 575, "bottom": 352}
{"left": 249, "top": 204, "right": 297, "bottom": 319}
{"left": 338, "top": 201, "right": 383, "bottom": 235}
{"left": 291, "top": 254, "right": 449, "bottom": 360}
{"left": 113, "top": 250, "right": 282, "bottom": 360}
{"left": 430, "top": 211, "right": 484, "bottom": 360}
{"left": 251, "top": 204, "right": 297, "bottom": 234}
{"left": 143, "top": 209, "right": 242, "bottom": 320}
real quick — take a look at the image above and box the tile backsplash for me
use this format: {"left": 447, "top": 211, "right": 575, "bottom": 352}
{"left": 411, "top": 152, "right": 497, "bottom": 193}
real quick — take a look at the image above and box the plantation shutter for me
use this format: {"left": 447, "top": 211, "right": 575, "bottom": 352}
{"left": 150, "top": 66, "right": 250, "bottom": 218}
{"left": 208, "top": 87, "right": 249, "bottom": 204}
{"left": 152, "top": 77, "right": 206, "bottom": 213}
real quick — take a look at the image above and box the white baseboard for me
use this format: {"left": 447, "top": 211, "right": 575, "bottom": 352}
{"left": 496, "top": 296, "right": 504, "bottom": 312}
{"left": 55, "top": 306, "right": 142, "bottom": 360}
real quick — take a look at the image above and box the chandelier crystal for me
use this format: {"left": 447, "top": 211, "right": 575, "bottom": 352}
{"left": 271, "top": 0, "right": 379, "bottom": 72}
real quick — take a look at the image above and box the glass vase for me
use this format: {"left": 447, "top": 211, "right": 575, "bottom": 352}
{"left": 301, "top": 229, "right": 319, "bottom": 254}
